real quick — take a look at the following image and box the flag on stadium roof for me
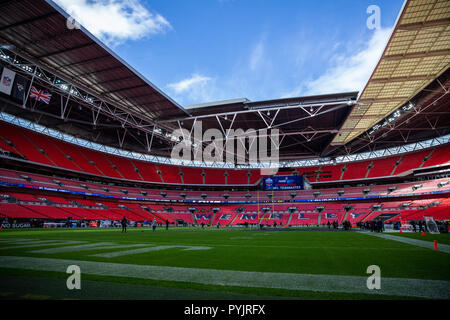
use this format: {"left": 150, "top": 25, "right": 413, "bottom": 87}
{"left": 30, "top": 86, "right": 52, "bottom": 104}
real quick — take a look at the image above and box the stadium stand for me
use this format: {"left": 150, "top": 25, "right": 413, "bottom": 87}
{"left": 204, "top": 168, "right": 226, "bottom": 185}
{"left": 317, "top": 164, "right": 345, "bottom": 182}
{"left": 367, "top": 156, "right": 400, "bottom": 178}
{"left": 1, "top": 121, "right": 449, "bottom": 188}
{"left": 393, "top": 150, "right": 432, "bottom": 175}
{"left": 52, "top": 140, "right": 103, "bottom": 175}
{"left": 289, "top": 212, "right": 318, "bottom": 226}
{"left": 342, "top": 161, "right": 371, "bottom": 180}
{"left": 106, "top": 155, "right": 142, "bottom": 181}
{"left": 226, "top": 169, "right": 250, "bottom": 185}
{"left": 157, "top": 164, "right": 182, "bottom": 184}
{"left": 423, "top": 144, "right": 450, "bottom": 167}
{"left": 1, "top": 183, "right": 449, "bottom": 227}
{"left": 181, "top": 167, "right": 204, "bottom": 185}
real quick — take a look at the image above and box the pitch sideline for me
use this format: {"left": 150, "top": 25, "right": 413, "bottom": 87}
{"left": 359, "top": 232, "right": 450, "bottom": 254}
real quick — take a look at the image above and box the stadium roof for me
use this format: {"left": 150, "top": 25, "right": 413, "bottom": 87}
{"left": 331, "top": 0, "right": 450, "bottom": 146}
{"left": 161, "top": 92, "right": 358, "bottom": 160}
{"left": 331, "top": 68, "right": 450, "bottom": 156}
{"left": 185, "top": 98, "right": 250, "bottom": 110}
{"left": 0, "top": 0, "right": 189, "bottom": 122}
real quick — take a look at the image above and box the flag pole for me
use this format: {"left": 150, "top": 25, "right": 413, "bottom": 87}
{"left": 257, "top": 190, "right": 260, "bottom": 222}
{"left": 22, "top": 74, "right": 35, "bottom": 109}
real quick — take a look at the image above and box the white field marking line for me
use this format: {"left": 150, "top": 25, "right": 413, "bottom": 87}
{"left": 0, "top": 256, "right": 448, "bottom": 299}
{"left": 30, "top": 243, "right": 152, "bottom": 254}
{"left": 360, "top": 232, "right": 450, "bottom": 254}
{"left": 0, "top": 239, "right": 62, "bottom": 245}
{"left": 229, "top": 237, "right": 253, "bottom": 240}
{"left": 183, "top": 246, "right": 212, "bottom": 251}
{"left": 91, "top": 246, "right": 212, "bottom": 258}
{"left": 0, "top": 240, "right": 86, "bottom": 250}
{"left": 0, "top": 238, "right": 35, "bottom": 242}
{"left": 0, "top": 238, "right": 90, "bottom": 244}
{"left": 0, "top": 240, "right": 59, "bottom": 245}
{"left": 0, "top": 236, "right": 427, "bottom": 252}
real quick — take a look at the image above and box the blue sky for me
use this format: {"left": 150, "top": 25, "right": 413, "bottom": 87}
{"left": 54, "top": 0, "right": 405, "bottom": 107}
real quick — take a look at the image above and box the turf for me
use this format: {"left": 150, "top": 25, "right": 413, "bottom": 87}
{"left": 0, "top": 227, "right": 448, "bottom": 300}
{"left": 389, "top": 232, "right": 450, "bottom": 245}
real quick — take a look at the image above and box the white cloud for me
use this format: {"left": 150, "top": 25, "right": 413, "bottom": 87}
{"left": 283, "top": 27, "right": 392, "bottom": 97}
{"left": 167, "top": 74, "right": 212, "bottom": 94}
{"left": 250, "top": 40, "right": 264, "bottom": 71}
{"left": 54, "top": 0, "right": 171, "bottom": 46}
{"left": 167, "top": 74, "right": 215, "bottom": 105}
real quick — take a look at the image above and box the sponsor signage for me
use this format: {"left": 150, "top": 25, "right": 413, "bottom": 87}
{"left": 1, "top": 222, "right": 31, "bottom": 229}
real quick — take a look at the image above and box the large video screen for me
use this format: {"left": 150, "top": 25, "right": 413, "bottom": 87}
{"left": 262, "top": 175, "right": 305, "bottom": 191}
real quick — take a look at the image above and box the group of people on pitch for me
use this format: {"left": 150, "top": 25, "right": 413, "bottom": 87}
{"left": 358, "top": 220, "right": 384, "bottom": 232}
{"left": 120, "top": 217, "right": 171, "bottom": 233}
{"left": 326, "top": 220, "right": 339, "bottom": 229}
{"left": 326, "top": 220, "right": 352, "bottom": 230}
{"left": 409, "top": 220, "right": 426, "bottom": 233}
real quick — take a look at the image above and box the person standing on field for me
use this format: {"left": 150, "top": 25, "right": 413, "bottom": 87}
{"left": 121, "top": 216, "right": 127, "bottom": 233}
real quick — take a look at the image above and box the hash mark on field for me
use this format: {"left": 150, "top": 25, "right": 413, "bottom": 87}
{"left": 0, "top": 240, "right": 85, "bottom": 250}
{"left": 230, "top": 237, "right": 253, "bottom": 240}
{"left": 30, "top": 242, "right": 147, "bottom": 254}
{"left": 0, "top": 238, "right": 34, "bottom": 242}
{"left": 91, "top": 245, "right": 211, "bottom": 258}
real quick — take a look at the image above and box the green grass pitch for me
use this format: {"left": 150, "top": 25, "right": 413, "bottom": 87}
{"left": 0, "top": 227, "right": 448, "bottom": 300}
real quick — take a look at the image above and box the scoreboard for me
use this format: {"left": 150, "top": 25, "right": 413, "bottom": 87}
{"left": 262, "top": 175, "right": 310, "bottom": 191}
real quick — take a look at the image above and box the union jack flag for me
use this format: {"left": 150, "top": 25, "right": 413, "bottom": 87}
{"left": 30, "top": 86, "right": 52, "bottom": 104}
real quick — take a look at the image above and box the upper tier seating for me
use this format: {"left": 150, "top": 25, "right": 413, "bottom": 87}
{"left": 393, "top": 150, "right": 432, "bottom": 175}
{"left": 157, "top": 164, "right": 182, "bottom": 184}
{"left": 181, "top": 167, "right": 204, "bottom": 185}
{"left": 317, "top": 164, "right": 345, "bottom": 182}
{"left": 342, "top": 161, "right": 371, "bottom": 180}
{"left": 423, "top": 144, "right": 450, "bottom": 167}
{"left": 227, "top": 169, "right": 250, "bottom": 185}
{"left": 367, "top": 156, "right": 400, "bottom": 178}
{"left": 105, "top": 154, "right": 142, "bottom": 181}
